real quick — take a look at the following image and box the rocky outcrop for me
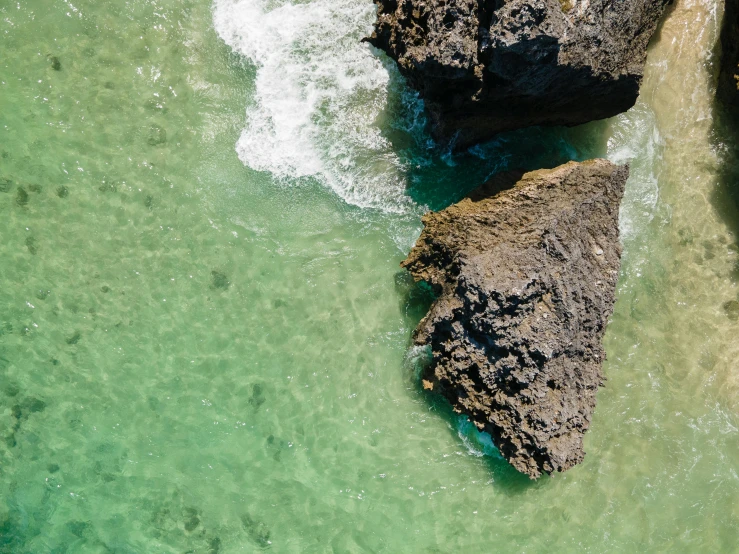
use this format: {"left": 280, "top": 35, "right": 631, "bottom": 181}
{"left": 719, "top": 0, "right": 739, "bottom": 111}
{"left": 403, "top": 160, "right": 627, "bottom": 478}
{"left": 368, "top": 0, "right": 671, "bottom": 149}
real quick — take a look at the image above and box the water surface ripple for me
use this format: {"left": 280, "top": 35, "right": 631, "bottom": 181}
{"left": 0, "top": 0, "right": 738, "bottom": 552}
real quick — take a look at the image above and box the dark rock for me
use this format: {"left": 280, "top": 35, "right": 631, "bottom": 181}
{"left": 0, "top": 178, "right": 12, "bottom": 193}
{"left": 49, "top": 56, "right": 62, "bottom": 71}
{"left": 56, "top": 185, "right": 69, "bottom": 198}
{"left": 22, "top": 397, "right": 46, "bottom": 414}
{"left": 28, "top": 184, "right": 42, "bottom": 194}
{"left": 66, "top": 331, "right": 81, "bottom": 345}
{"left": 66, "top": 520, "right": 91, "bottom": 538}
{"left": 368, "top": 0, "right": 671, "bottom": 149}
{"left": 211, "top": 271, "right": 230, "bottom": 290}
{"left": 249, "top": 383, "right": 265, "bottom": 410}
{"left": 208, "top": 537, "right": 222, "bottom": 554}
{"left": 183, "top": 508, "right": 200, "bottom": 532}
{"left": 16, "top": 187, "right": 29, "bottom": 207}
{"left": 723, "top": 299, "right": 739, "bottom": 321}
{"left": 718, "top": 0, "right": 739, "bottom": 111}
{"left": 402, "top": 160, "right": 627, "bottom": 478}
{"left": 48, "top": 463, "right": 60, "bottom": 473}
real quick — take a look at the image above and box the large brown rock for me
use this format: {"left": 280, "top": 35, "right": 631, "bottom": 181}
{"left": 403, "top": 160, "right": 627, "bottom": 478}
{"left": 368, "top": 0, "right": 671, "bottom": 149}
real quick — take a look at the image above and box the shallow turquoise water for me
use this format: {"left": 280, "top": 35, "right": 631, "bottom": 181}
{"left": 1, "top": 0, "right": 739, "bottom": 552}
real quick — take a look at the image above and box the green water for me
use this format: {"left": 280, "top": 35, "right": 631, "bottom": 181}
{"left": 1, "top": 0, "right": 739, "bottom": 551}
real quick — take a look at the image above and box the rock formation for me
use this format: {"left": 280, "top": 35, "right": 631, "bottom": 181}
{"left": 368, "top": 0, "right": 671, "bottom": 149}
{"left": 402, "top": 160, "right": 627, "bottom": 478}
{"left": 719, "top": 0, "right": 739, "bottom": 111}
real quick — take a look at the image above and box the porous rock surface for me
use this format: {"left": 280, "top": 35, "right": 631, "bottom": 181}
{"left": 402, "top": 160, "right": 627, "bottom": 478}
{"left": 368, "top": 0, "right": 671, "bottom": 148}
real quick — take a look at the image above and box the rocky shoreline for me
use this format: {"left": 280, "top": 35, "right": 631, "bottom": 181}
{"left": 403, "top": 161, "right": 627, "bottom": 478}
{"left": 367, "top": 0, "right": 676, "bottom": 477}
{"left": 368, "top": 0, "right": 672, "bottom": 149}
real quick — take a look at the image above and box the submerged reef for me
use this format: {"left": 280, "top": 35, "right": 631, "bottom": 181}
{"left": 368, "top": 0, "right": 671, "bottom": 149}
{"left": 403, "top": 161, "right": 627, "bottom": 478}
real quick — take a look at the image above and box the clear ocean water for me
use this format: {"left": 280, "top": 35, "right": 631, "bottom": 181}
{"left": 1, "top": 0, "right": 739, "bottom": 551}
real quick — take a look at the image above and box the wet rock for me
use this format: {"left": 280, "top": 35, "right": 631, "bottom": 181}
{"left": 211, "top": 271, "right": 230, "bottom": 291}
{"left": 723, "top": 299, "right": 739, "bottom": 321}
{"left": 36, "top": 289, "right": 51, "bottom": 300}
{"left": 48, "top": 55, "right": 62, "bottom": 71}
{"left": 147, "top": 124, "right": 167, "bottom": 146}
{"left": 56, "top": 185, "right": 69, "bottom": 198}
{"left": 241, "top": 513, "right": 271, "bottom": 548}
{"left": 15, "top": 186, "right": 29, "bottom": 207}
{"left": 402, "top": 160, "right": 627, "bottom": 478}
{"left": 368, "top": 0, "right": 671, "bottom": 149}
{"left": 0, "top": 178, "right": 12, "bottom": 193}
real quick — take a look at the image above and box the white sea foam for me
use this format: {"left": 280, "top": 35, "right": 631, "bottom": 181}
{"left": 213, "top": 0, "right": 421, "bottom": 212}
{"left": 607, "top": 104, "right": 664, "bottom": 243}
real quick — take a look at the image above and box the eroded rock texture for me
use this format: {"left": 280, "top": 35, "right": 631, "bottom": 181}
{"left": 368, "top": 0, "right": 671, "bottom": 148}
{"left": 403, "top": 160, "right": 627, "bottom": 478}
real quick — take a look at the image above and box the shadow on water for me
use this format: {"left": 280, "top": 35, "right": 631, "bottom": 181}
{"left": 426, "top": 392, "right": 546, "bottom": 494}
{"left": 372, "top": 46, "right": 611, "bottom": 212}
{"left": 711, "top": 6, "right": 739, "bottom": 279}
{"left": 710, "top": 104, "right": 739, "bottom": 281}
{"left": 711, "top": 0, "right": 739, "bottom": 280}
